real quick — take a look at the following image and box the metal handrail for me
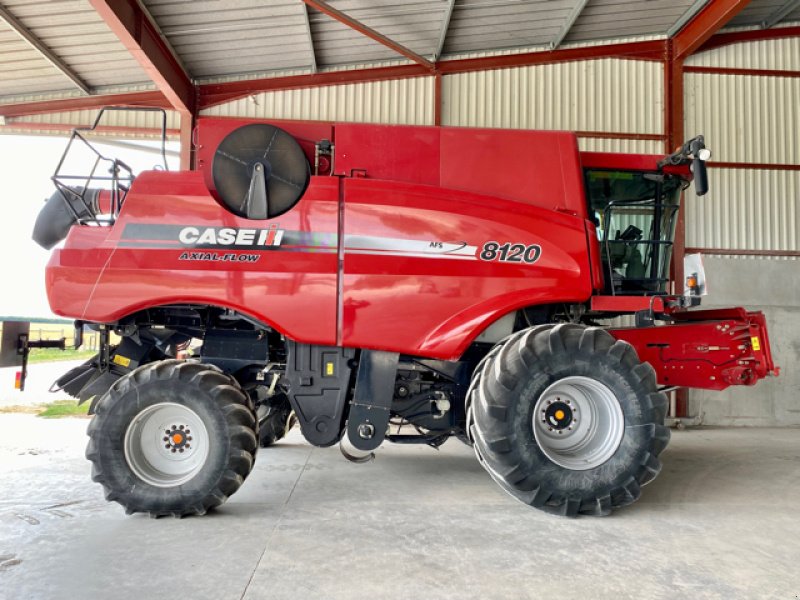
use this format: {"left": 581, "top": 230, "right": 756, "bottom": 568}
{"left": 50, "top": 106, "right": 168, "bottom": 225}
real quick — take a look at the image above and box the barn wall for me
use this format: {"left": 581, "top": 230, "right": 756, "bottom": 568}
{"left": 201, "top": 76, "right": 436, "bottom": 125}
{"left": 685, "top": 36, "right": 800, "bottom": 426}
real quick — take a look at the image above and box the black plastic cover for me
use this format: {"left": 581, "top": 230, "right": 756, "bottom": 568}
{"left": 284, "top": 342, "right": 356, "bottom": 447}
{"left": 32, "top": 188, "right": 99, "bottom": 250}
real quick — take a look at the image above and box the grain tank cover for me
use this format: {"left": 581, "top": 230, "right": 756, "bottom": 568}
{"left": 333, "top": 123, "right": 587, "bottom": 218}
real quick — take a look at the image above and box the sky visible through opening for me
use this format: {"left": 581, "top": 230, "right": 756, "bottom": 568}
{"left": 0, "top": 134, "right": 178, "bottom": 319}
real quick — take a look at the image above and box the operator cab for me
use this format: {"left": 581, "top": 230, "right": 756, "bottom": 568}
{"left": 582, "top": 136, "right": 709, "bottom": 296}
{"left": 586, "top": 169, "right": 684, "bottom": 295}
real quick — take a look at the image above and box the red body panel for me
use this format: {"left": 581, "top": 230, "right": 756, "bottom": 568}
{"left": 334, "top": 123, "right": 589, "bottom": 217}
{"left": 46, "top": 145, "right": 594, "bottom": 360}
{"left": 44, "top": 118, "right": 777, "bottom": 389}
{"left": 47, "top": 172, "right": 340, "bottom": 346}
{"left": 341, "top": 179, "right": 591, "bottom": 358}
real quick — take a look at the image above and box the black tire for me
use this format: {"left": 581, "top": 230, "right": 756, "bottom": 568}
{"left": 86, "top": 360, "right": 257, "bottom": 517}
{"left": 470, "top": 323, "right": 669, "bottom": 517}
{"left": 256, "top": 393, "right": 294, "bottom": 448}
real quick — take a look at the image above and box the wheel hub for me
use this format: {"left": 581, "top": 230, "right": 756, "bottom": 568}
{"left": 532, "top": 376, "right": 624, "bottom": 471}
{"left": 163, "top": 424, "right": 193, "bottom": 453}
{"left": 543, "top": 401, "right": 574, "bottom": 430}
{"left": 124, "top": 403, "right": 210, "bottom": 488}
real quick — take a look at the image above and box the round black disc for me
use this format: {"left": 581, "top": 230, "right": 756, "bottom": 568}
{"left": 544, "top": 401, "right": 573, "bottom": 430}
{"left": 211, "top": 124, "right": 310, "bottom": 219}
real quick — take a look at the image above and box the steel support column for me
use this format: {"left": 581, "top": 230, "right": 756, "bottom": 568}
{"left": 179, "top": 110, "right": 194, "bottom": 171}
{"left": 665, "top": 44, "right": 687, "bottom": 418}
{"left": 434, "top": 73, "right": 442, "bottom": 126}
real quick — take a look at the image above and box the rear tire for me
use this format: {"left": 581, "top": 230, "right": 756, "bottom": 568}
{"left": 470, "top": 323, "right": 669, "bottom": 517}
{"left": 86, "top": 360, "right": 257, "bottom": 517}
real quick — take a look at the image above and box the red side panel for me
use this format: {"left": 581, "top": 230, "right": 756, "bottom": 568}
{"left": 341, "top": 178, "right": 592, "bottom": 359}
{"left": 334, "top": 123, "right": 441, "bottom": 185}
{"left": 439, "top": 127, "right": 587, "bottom": 217}
{"left": 47, "top": 171, "right": 340, "bottom": 346}
{"left": 334, "top": 123, "right": 587, "bottom": 217}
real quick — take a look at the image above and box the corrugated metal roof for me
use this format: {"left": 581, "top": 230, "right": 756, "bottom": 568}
{"left": 0, "top": 0, "right": 151, "bottom": 100}
{"left": 727, "top": 0, "right": 800, "bottom": 28}
{"left": 564, "top": 0, "right": 702, "bottom": 42}
{"left": 1, "top": 0, "right": 799, "bottom": 110}
{"left": 0, "top": 18, "right": 69, "bottom": 97}
{"left": 443, "top": 0, "right": 698, "bottom": 54}
{"left": 142, "top": 0, "right": 314, "bottom": 78}
{"left": 308, "top": 1, "right": 444, "bottom": 67}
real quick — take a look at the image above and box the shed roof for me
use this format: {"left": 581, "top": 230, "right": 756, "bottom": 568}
{"left": 0, "top": 0, "right": 797, "bottom": 123}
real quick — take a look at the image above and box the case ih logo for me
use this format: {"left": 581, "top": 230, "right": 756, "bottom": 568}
{"left": 178, "top": 225, "right": 284, "bottom": 247}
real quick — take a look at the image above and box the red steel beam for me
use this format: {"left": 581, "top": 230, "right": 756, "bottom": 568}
{"left": 201, "top": 64, "right": 431, "bottom": 108}
{"left": 88, "top": 0, "right": 194, "bottom": 115}
{"left": 437, "top": 39, "right": 666, "bottom": 73}
{"left": 433, "top": 73, "right": 442, "bottom": 126}
{"left": 684, "top": 65, "right": 800, "bottom": 78}
{"left": 200, "top": 39, "right": 667, "bottom": 109}
{"left": 576, "top": 131, "right": 665, "bottom": 141}
{"left": 698, "top": 24, "right": 800, "bottom": 53}
{"left": 179, "top": 110, "right": 195, "bottom": 171}
{"left": 672, "top": 0, "right": 753, "bottom": 60}
{"left": 709, "top": 161, "right": 800, "bottom": 171}
{"left": 0, "top": 91, "right": 170, "bottom": 118}
{"left": 685, "top": 247, "right": 800, "bottom": 257}
{"left": 302, "top": 0, "right": 435, "bottom": 71}
{"left": 0, "top": 121, "right": 179, "bottom": 137}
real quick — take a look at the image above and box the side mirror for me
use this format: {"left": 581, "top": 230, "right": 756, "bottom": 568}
{"left": 692, "top": 156, "right": 708, "bottom": 196}
{"left": 689, "top": 138, "right": 711, "bottom": 196}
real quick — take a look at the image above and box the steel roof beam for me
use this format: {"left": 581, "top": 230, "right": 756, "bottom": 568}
{"left": 433, "top": 0, "right": 456, "bottom": 61}
{"left": 301, "top": 3, "right": 318, "bottom": 73}
{"left": 0, "top": 4, "right": 91, "bottom": 94}
{"left": 762, "top": 0, "right": 800, "bottom": 28}
{"left": 0, "top": 90, "right": 170, "bottom": 118}
{"left": 550, "top": 0, "right": 588, "bottom": 50}
{"left": 697, "top": 24, "right": 800, "bottom": 52}
{"left": 89, "top": 0, "right": 195, "bottom": 114}
{"left": 671, "top": 0, "right": 752, "bottom": 60}
{"left": 302, "top": 0, "right": 435, "bottom": 71}
{"left": 200, "top": 39, "right": 666, "bottom": 108}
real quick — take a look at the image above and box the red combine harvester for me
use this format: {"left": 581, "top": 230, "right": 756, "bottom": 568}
{"left": 30, "top": 108, "right": 777, "bottom": 517}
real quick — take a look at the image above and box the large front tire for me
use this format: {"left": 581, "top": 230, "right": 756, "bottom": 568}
{"left": 86, "top": 360, "right": 257, "bottom": 517}
{"left": 470, "top": 324, "right": 669, "bottom": 517}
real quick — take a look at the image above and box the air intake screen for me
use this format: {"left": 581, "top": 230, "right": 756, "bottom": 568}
{"left": 211, "top": 124, "right": 310, "bottom": 219}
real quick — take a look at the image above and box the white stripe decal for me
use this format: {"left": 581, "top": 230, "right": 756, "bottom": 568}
{"left": 344, "top": 234, "right": 478, "bottom": 259}
{"left": 346, "top": 249, "right": 477, "bottom": 260}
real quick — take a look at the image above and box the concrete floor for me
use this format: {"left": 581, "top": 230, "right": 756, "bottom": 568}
{"left": 0, "top": 415, "right": 799, "bottom": 600}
